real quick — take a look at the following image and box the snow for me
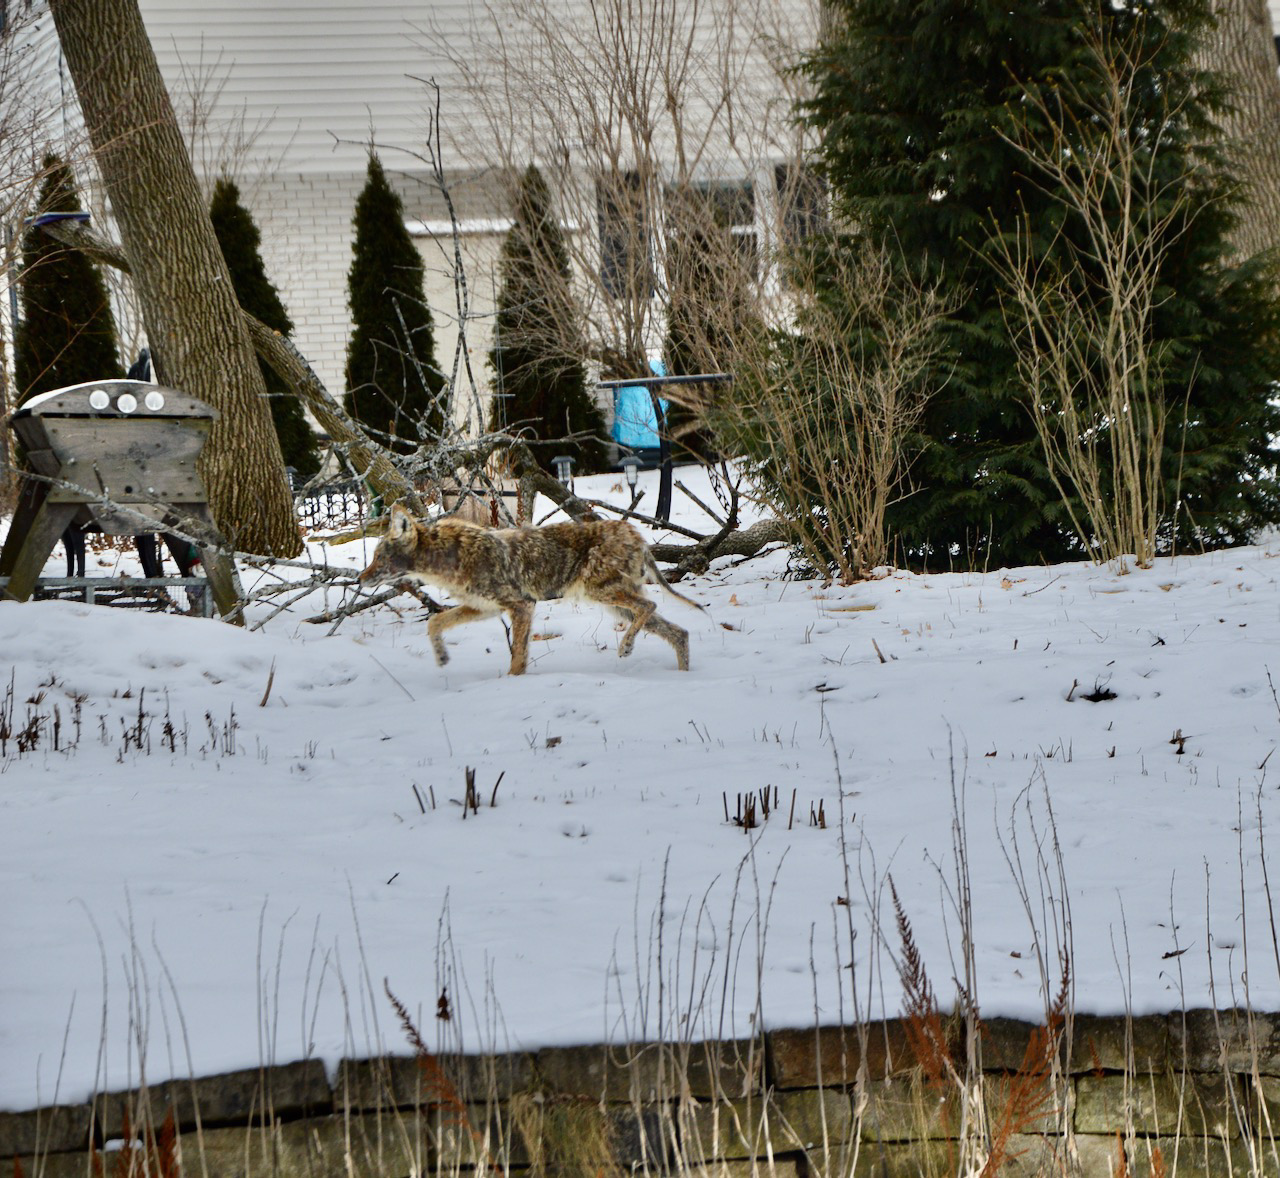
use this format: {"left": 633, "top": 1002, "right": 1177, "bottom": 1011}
{"left": 3, "top": 464, "right": 1280, "bottom": 1113}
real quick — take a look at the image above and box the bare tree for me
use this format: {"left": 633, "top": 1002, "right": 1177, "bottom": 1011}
{"left": 47, "top": 0, "right": 301, "bottom": 557}
{"left": 418, "top": 0, "right": 819, "bottom": 384}
{"left": 707, "top": 246, "right": 956, "bottom": 582}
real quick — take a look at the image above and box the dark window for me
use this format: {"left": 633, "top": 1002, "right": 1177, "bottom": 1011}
{"left": 775, "top": 163, "right": 828, "bottom": 244}
{"left": 674, "top": 179, "right": 757, "bottom": 280}
{"left": 597, "top": 171, "right": 651, "bottom": 299}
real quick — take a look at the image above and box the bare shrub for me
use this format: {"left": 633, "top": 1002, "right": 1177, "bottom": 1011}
{"left": 706, "top": 246, "right": 957, "bottom": 582}
{"left": 988, "top": 17, "right": 1207, "bottom": 571}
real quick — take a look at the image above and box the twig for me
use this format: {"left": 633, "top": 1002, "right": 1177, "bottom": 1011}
{"left": 1022, "top": 573, "right": 1064, "bottom": 597}
{"left": 674, "top": 479, "right": 728, "bottom": 525}
{"left": 303, "top": 583, "right": 443, "bottom": 632}
{"left": 258, "top": 659, "right": 276, "bottom": 707}
{"left": 368, "top": 654, "right": 415, "bottom": 701}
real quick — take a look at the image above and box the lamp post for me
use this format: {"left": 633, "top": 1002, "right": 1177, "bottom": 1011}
{"left": 620, "top": 455, "right": 640, "bottom": 507}
{"left": 552, "top": 455, "right": 574, "bottom": 489}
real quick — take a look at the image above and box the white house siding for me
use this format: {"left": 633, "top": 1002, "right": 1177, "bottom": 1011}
{"left": 138, "top": 0, "right": 478, "bottom": 403}
{"left": 17, "top": 0, "right": 489, "bottom": 405}
{"left": 19, "top": 0, "right": 1275, "bottom": 447}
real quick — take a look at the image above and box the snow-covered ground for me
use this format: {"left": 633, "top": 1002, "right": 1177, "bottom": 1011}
{"left": 3, "top": 465, "right": 1279, "bottom": 1113}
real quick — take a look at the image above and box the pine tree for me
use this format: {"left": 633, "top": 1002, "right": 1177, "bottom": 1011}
{"left": 344, "top": 153, "right": 444, "bottom": 448}
{"left": 209, "top": 178, "right": 321, "bottom": 483}
{"left": 799, "top": 0, "right": 1280, "bottom": 564}
{"left": 487, "top": 164, "right": 606, "bottom": 473}
{"left": 14, "top": 155, "right": 122, "bottom": 400}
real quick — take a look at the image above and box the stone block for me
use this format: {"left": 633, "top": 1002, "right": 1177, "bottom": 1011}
{"left": 2, "top": 1147, "right": 94, "bottom": 1178}
{"left": 1074, "top": 1073, "right": 1239, "bottom": 1138}
{"left": 503, "top": 1093, "right": 660, "bottom": 1172}
{"left": 93, "top": 1059, "right": 330, "bottom": 1138}
{"left": 990, "top": 1133, "right": 1079, "bottom": 1177}
{"left": 978, "top": 1017, "right": 1053, "bottom": 1072}
{"left": 860, "top": 1077, "right": 962, "bottom": 1143}
{"left": 0, "top": 1101, "right": 94, "bottom": 1159}
{"left": 693, "top": 1160, "right": 802, "bottom": 1178}
{"left": 336, "top": 1051, "right": 534, "bottom": 1111}
{"left": 192, "top": 1107, "right": 525, "bottom": 1178}
{"left": 536, "top": 1039, "right": 761, "bottom": 1102}
{"left": 769, "top": 1021, "right": 916, "bottom": 1088}
{"left": 684, "top": 1088, "right": 853, "bottom": 1162}
{"left": 1171, "top": 1008, "right": 1280, "bottom": 1076}
{"left": 848, "top": 1137, "right": 959, "bottom": 1177}
{"left": 194, "top": 1113, "right": 421, "bottom": 1178}
{"left": 1069, "top": 1014, "right": 1172, "bottom": 1074}
{"left": 1068, "top": 1135, "right": 1258, "bottom": 1178}
{"left": 860, "top": 1072, "right": 1069, "bottom": 1146}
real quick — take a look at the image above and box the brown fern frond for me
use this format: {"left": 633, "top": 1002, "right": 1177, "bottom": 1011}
{"left": 1048, "top": 954, "right": 1071, "bottom": 1041}
{"left": 889, "top": 877, "right": 951, "bottom": 1087}
{"left": 977, "top": 1022, "right": 1061, "bottom": 1177}
{"left": 156, "top": 1108, "right": 179, "bottom": 1178}
{"left": 1115, "top": 1131, "right": 1130, "bottom": 1178}
{"left": 1148, "top": 1144, "right": 1167, "bottom": 1178}
{"left": 385, "top": 979, "right": 504, "bottom": 1178}
{"left": 14, "top": 1155, "right": 26, "bottom": 1178}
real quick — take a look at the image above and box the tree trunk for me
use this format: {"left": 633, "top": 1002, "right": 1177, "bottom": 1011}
{"left": 1200, "top": 0, "right": 1280, "bottom": 261}
{"left": 48, "top": 0, "right": 301, "bottom": 556}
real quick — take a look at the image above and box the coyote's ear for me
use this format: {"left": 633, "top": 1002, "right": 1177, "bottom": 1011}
{"left": 388, "top": 504, "right": 416, "bottom": 543}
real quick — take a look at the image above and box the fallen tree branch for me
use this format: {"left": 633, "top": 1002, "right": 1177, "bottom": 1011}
{"left": 649, "top": 517, "right": 792, "bottom": 574}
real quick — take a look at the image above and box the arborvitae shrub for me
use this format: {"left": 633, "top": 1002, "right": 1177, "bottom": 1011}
{"left": 14, "top": 155, "right": 121, "bottom": 400}
{"left": 487, "top": 164, "right": 606, "bottom": 473}
{"left": 344, "top": 153, "right": 445, "bottom": 449}
{"left": 209, "top": 178, "right": 321, "bottom": 482}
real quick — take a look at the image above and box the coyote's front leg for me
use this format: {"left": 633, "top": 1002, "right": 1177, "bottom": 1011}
{"left": 505, "top": 601, "right": 534, "bottom": 675}
{"left": 427, "top": 605, "right": 492, "bottom": 666}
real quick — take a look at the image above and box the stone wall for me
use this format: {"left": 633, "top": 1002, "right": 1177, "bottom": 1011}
{"left": 5, "top": 1010, "right": 1279, "bottom": 1178}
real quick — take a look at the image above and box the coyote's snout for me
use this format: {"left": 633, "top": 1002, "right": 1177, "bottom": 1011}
{"left": 359, "top": 506, "right": 701, "bottom": 674}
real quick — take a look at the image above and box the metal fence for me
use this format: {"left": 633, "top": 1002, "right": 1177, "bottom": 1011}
{"left": 294, "top": 478, "right": 369, "bottom": 532}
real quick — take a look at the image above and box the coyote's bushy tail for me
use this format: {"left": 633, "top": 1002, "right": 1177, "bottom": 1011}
{"left": 643, "top": 550, "right": 706, "bottom": 613}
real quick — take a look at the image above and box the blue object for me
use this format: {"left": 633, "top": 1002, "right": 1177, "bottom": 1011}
{"left": 611, "top": 359, "right": 668, "bottom": 448}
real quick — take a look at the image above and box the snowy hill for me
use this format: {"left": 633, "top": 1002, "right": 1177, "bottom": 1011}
{"left": 3, "top": 465, "right": 1279, "bottom": 1112}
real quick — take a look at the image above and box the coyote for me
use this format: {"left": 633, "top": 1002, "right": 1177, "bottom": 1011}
{"left": 359, "top": 506, "right": 702, "bottom": 674}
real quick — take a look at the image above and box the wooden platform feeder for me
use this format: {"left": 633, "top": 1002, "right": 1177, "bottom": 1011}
{"left": 0, "top": 379, "right": 240, "bottom": 619}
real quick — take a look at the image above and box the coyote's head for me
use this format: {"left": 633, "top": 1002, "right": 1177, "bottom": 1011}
{"left": 358, "top": 505, "right": 420, "bottom": 587}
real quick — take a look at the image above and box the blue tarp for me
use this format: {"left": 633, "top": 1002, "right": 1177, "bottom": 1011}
{"left": 611, "top": 361, "right": 668, "bottom": 449}
{"left": 612, "top": 385, "right": 667, "bottom": 448}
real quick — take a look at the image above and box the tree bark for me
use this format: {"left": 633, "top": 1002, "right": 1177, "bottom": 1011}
{"left": 48, "top": 0, "right": 301, "bottom": 556}
{"left": 1199, "top": 0, "right": 1280, "bottom": 261}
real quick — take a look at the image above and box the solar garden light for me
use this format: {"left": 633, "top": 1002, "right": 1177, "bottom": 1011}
{"left": 620, "top": 455, "right": 640, "bottom": 494}
{"left": 552, "top": 455, "right": 574, "bottom": 488}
